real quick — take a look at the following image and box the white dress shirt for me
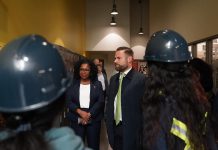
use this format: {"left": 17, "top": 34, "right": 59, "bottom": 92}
{"left": 79, "top": 84, "right": 90, "bottom": 108}
{"left": 98, "top": 73, "right": 105, "bottom": 91}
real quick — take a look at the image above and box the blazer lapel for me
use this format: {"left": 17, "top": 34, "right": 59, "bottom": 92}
{"left": 90, "top": 82, "right": 94, "bottom": 102}
{"left": 73, "top": 80, "right": 81, "bottom": 105}
{"left": 111, "top": 73, "right": 120, "bottom": 100}
{"left": 122, "top": 69, "right": 134, "bottom": 93}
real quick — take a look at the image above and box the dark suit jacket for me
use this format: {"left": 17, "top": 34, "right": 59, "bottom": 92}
{"left": 105, "top": 69, "right": 146, "bottom": 150}
{"left": 66, "top": 79, "right": 105, "bottom": 123}
{"left": 102, "top": 72, "right": 109, "bottom": 96}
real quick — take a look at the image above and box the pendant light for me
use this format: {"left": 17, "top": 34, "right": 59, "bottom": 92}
{"left": 111, "top": 0, "right": 118, "bottom": 15}
{"left": 110, "top": 15, "right": 117, "bottom": 26}
{"left": 138, "top": 0, "right": 144, "bottom": 35}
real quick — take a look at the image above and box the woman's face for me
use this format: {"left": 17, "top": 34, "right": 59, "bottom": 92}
{"left": 79, "top": 63, "right": 90, "bottom": 80}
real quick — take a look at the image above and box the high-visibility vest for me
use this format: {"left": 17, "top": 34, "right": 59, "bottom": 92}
{"left": 170, "top": 117, "right": 193, "bottom": 150}
{"left": 170, "top": 113, "right": 207, "bottom": 150}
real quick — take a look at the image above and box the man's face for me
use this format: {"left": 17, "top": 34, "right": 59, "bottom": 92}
{"left": 97, "top": 65, "right": 102, "bottom": 73}
{"left": 93, "top": 59, "right": 100, "bottom": 66}
{"left": 114, "top": 50, "right": 130, "bottom": 72}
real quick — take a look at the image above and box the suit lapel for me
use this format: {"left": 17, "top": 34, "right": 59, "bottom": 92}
{"left": 111, "top": 73, "right": 119, "bottom": 100}
{"left": 90, "top": 82, "right": 94, "bottom": 104}
{"left": 111, "top": 70, "right": 134, "bottom": 101}
{"left": 122, "top": 69, "right": 134, "bottom": 93}
{"left": 72, "top": 80, "right": 81, "bottom": 106}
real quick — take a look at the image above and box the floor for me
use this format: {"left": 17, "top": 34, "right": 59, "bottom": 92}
{"left": 100, "top": 121, "right": 112, "bottom": 150}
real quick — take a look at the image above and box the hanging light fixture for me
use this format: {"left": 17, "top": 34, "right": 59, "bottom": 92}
{"left": 111, "top": 0, "right": 118, "bottom": 15}
{"left": 138, "top": 0, "right": 144, "bottom": 35}
{"left": 138, "top": 27, "right": 144, "bottom": 35}
{"left": 110, "top": 15, "right": 117, "bottom": 26}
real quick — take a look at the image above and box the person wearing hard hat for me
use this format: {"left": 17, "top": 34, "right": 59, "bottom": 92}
{"left": 0, "top": 35, "right": 91, "bottom": 150}
{"left": 142, "top": 29, "right": 217, "bottom": 150}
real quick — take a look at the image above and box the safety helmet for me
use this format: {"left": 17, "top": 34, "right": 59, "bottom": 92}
{"left": 144, "top": 29, "right": 192, "bottom": 62}
{"left": 0, "top": 35, "right": 71, "bottom": 113}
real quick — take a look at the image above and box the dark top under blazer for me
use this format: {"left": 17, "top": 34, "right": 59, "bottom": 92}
{"left": 105, "top": 69, "right": 146, "bottom": 150}
{"left": 67, "top": 79, "right": 104, "bottom": 122}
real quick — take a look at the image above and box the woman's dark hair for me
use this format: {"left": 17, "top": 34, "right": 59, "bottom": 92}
{"left": 189, "top": 58, "right": 218, "bottom": 139}
{"left": 189, "top": 58, "right": 213, "bottom": 92}
{"left": 73, "top": 58, "right": 98, "bottom": 81}
{"left": 142, "top": 61, "right": 208, "bottom": 150}
{"left": 0, "top": 94, "right": 66, "bottom": 150}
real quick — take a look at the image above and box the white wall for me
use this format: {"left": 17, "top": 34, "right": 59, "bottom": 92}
{"left": 86, "top": 0, "right": 149, "bottom": 60}
{"left": 86, "top": 0, "right": 130, "bottom": 51}
{"left": 86, "top": 0, "right": 130, "bottom": 79}
{"left": 149, "top": 0, "right": 218, "bottom": 42}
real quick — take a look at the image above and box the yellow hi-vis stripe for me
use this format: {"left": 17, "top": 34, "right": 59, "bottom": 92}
{"left": 205, "top": 112, "right": 208, "bottom": 118}
{"left": 170, "top": 117, "right": 193, "bottom": 150}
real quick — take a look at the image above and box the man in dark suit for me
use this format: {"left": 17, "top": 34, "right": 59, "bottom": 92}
{"left": 93, "top": 58, "right": 109, "bottom": 99}
{"left": 105, "top": 47, "right": 146, "bottom": 150}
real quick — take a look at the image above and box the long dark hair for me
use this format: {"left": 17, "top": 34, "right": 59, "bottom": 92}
{"left": 0, "top": 94, "right": 66, "bottom": 150}
{"left": 142, "top": 61, "right": 208, "bottom": 150}
{"left": 73, "top": 58, "right": 98, "bottom": 82}
{"left": 190, "top": 58, "right": 218, "bottom": 140}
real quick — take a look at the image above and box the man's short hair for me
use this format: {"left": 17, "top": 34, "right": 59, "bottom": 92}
{"left": 116, "top": 46, "right": 134, "bottom": 57}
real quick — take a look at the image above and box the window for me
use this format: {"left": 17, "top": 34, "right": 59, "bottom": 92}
{"left": 196, "top": 42, "right": 206, "bottom": 60}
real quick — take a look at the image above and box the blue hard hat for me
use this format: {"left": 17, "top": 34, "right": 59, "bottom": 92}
{"left": 144, "top": 29, "right": 192, "bottom": 62}
{"left": 0, "top": 35, "right": 71, "bottom": 113}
